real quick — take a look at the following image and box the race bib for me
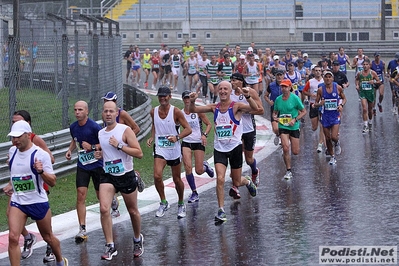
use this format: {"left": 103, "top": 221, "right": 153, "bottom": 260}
{"left": 357, "top": 66, "right": 364, "bottom": 73}
{"left": 361, "top": 81, "right": 373, "bottom": 90}
{"left": 153, "top": 64, "right": 159, "bottom": 68}
{"left": 279, "top": 114, "right": 292, "bottom": 126}
{"left": 215, "top": 124, "right": 233, "bottom": 139}
{"left": 173, "top": 61, "right": 180, "bottom": 67}
{"left": 78, "top": 150, "right": 97, "bottom": 165}
{"left": 188, "top": 65, "right": 196, "bottom": 74}
{"left": 12, "top": 175, "right": 35, "bottom": 195}
{"left": 292, "top": 84, "right": 298, "bottom": 91}
{"left": 324, "top": 99, "right": 338, "bottom": 111}
{"left": 339, "top": 64, "right": 345, "bottom": 72}
{"left": 104, "top": 159, "right": 125, "bottom": 174}
{"left": 157, "top": 135, "right": 175, "bottom": 148}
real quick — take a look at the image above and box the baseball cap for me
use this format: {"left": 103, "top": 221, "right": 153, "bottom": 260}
{"left": 321, "top": 53, "right": 327, "bottom": 57}
{"left": 8, "top": 120, "right": 32, "bottom": 137}
{"left": 153, "top": 49, "right": 158, "bottom": 53}
{"left": 254, "top": 55, "right": 260, "bottom": 60}
{"left": 286, "top": 48, "right": 291, "bottom": 52}
{"left": 273, "top": 55, "right": 280, "bottom": 60}
{"left": 239, "top": 54, "right": 245, "bottom": 59}
{"left": 332, "top": 60, "right": 340, "bottom": 65}
{"left": 310, "top": 64, "right": 317, "bottom": 70}
{"left": 231, "top": 73, "right": 245, "bottom": 82}
{"left": 322, "top": 58, "right": 329, "bottom": 63}
{"left": 323, "top": 70, "right": 334, "bottom": 77}
{"left": 287, "top": 62, "right": 294, "bottom": 66}
{"left": 395, "top": 52, "right": 399, "bottom": 59}
{"left": 374, "top": 52, "right": 380, "bottom": 57}
{"left": 247, "top": 47, "right": 253, "bottom": 52}
{"left": 275, "top": 69, "right": 285, "bottom": 75}
{"left": 182, "top": 90, "right": 191, "bottom": 98}
{"left": 102, "top": 91, "right": 117, "bottom": 101}
{"left": 296, "top": 58, "right": 304, "bottom": 63}
{"left": 280, "top": 79, "right": 292, "bottom": 87}
{"left": 157, "top": 86, "right": 171, "bottom": 96}
{"left": 303, "top": 53, "right": 308, "bottom": 57}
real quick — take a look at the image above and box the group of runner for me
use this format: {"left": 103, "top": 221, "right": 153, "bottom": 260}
{"left": 4, "top": 39, "right": 399, "bottom": 264}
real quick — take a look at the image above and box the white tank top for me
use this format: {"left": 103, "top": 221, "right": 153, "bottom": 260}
{"left": 181, "top": 109, "right": 202, "bottom": 143}
{"left": 309, "top": 78, "right": 324, "bottom": 104}
{"left": 187, "top": 58, "right": 197, "bottom": 74}
{"left": 9, "top": 145, "right": 53, "bottom": 205}
{"left": 154, "top": 105, "right": 181, "bottom": 160}
{"left": 214, "top": 102, "right": 242, "bottom": 152}
{"left": 245, "top": 62, "right": 259, "bottom": 85}
{"left": 230, "top": 92, "right": 254, "bottom": 133}
{"left": 99, "top": 123, "right": 133, "bottom": 176}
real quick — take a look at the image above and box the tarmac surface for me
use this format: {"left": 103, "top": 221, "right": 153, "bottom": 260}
{"left": 2, "top": 71, "right": 399, "bottom": 265}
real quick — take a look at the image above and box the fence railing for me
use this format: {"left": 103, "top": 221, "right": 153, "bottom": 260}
{"left": 0, "top": 86, "right": 152, "bottom": 192}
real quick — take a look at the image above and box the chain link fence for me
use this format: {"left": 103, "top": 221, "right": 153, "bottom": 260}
{"left": 0, "top": 1, "right": 122, "bottom": 142}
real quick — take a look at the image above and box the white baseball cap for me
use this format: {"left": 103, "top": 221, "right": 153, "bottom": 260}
{"left": 273, "top": 55, "right": 280, "bottom": 60}
{"left": 8, "top": 120, "right": 32, "bottom": 137}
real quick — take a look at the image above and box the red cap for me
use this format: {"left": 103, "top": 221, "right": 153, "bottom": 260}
{"left": 280, "top": 79, "right": 292, "bottom": 87}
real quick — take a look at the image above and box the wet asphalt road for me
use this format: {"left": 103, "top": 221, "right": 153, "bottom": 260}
{"left": 3, "top": 71, "right": 399, "bottom": 265}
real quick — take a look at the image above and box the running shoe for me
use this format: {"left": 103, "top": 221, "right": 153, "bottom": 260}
{"left": 151, "top": 84, "right": 156, "bottom": 90}
{"left": 329, "top": 156, "right": 337, "bottom": 165}
{"left": 177, "top": 204, "right": 186, "bottom": 219}
{"left": 251, "top": 168, "right": 260, "bottom": 187}
{"left": 111, "top": 195, "right": 119, "bottom": 210}
{"left": 75, "top": 228, "right": 88, "bottom": 243}
{"left": 273, "top": 135, "right": 279, "bottom": 146}
{"left": 188, "top": 192, "right": 199, "bottom": 203}
{"left": 203, "top": 161, "right": 214, "bottom": 177}
{"left": 155, "top": 201, "right": 170, "bottom": 217}
{"left": 133, "top": 234, "right": 144, "bottom": 257}
{"left": 135, "top": 171, "right": 145, "bottom": 192}
{"left": 304, "top": 99, "right": 309, "bottom": 105}
{"left": 228, "top": 186, "right": 241, "bottom": 199}
{"left": 62, "top": 257, "right": 69, "bottom": 266}
{"left": 334, "top": 141, "right": 342, "bottom": 155}
{"left": 395, "top": 107, "right": 398, "bottom": 115}
{"left": 101, "top": 244, "right": 118, "bottom": 260}
{"left": 144, "top": 81, "right": 148, "bottom": 89}
{"left": 372, "top": 108, "right": 376, "bottom": 116}
{"left": 214, "top": 208, "right": 227, "bottom": 222}
{"left": 245, "top": 176, "right": 257, "bottom": 197}
{"left": 21, "top": 233, "right": 37, "bottom": 259}
{"left": 43, "top": 245, "right": 55, "bottom": 263}
{"left": 378, "top": 103, "right": 383, "bottom": 112}
{"left": 317, "top": 143, "right": 323, "bottom": 153}
{"left": 284, "top": 171, "right": 293, "bottom": 180}
{"left": 362, "top": 125, "right": 369, "bottom": 134}
{"left": 111, "top": 209, "right": 120, "bottom": 218}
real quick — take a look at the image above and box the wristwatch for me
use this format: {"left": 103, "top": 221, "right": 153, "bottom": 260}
{"left": 117, "top": 143, "right": 123, "bottom": 150}
{"left": 92, "top": 144, "right": 96, "bottom": 151}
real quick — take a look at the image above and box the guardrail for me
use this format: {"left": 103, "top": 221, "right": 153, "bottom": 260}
{"left": 0, "top": 86, "right": 152, "bottom": 191}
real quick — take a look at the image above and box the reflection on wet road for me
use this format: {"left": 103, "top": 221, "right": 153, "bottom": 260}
{"left": 4, "top": 71, "right": 399, "bottom": 265}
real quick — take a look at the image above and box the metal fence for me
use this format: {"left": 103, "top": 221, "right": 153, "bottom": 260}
{"left": 0, "top": 1, "right": 123, "bottom": 142}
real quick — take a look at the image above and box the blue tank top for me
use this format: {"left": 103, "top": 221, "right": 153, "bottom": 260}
{"left": 337, "top": 54, "right": 347, "bottom": 74}
{"left": 321, "top": 82, "right": 340, "bottom": 119}
{"left": 371, "top": 60, "right": 384, "bottom": 83}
